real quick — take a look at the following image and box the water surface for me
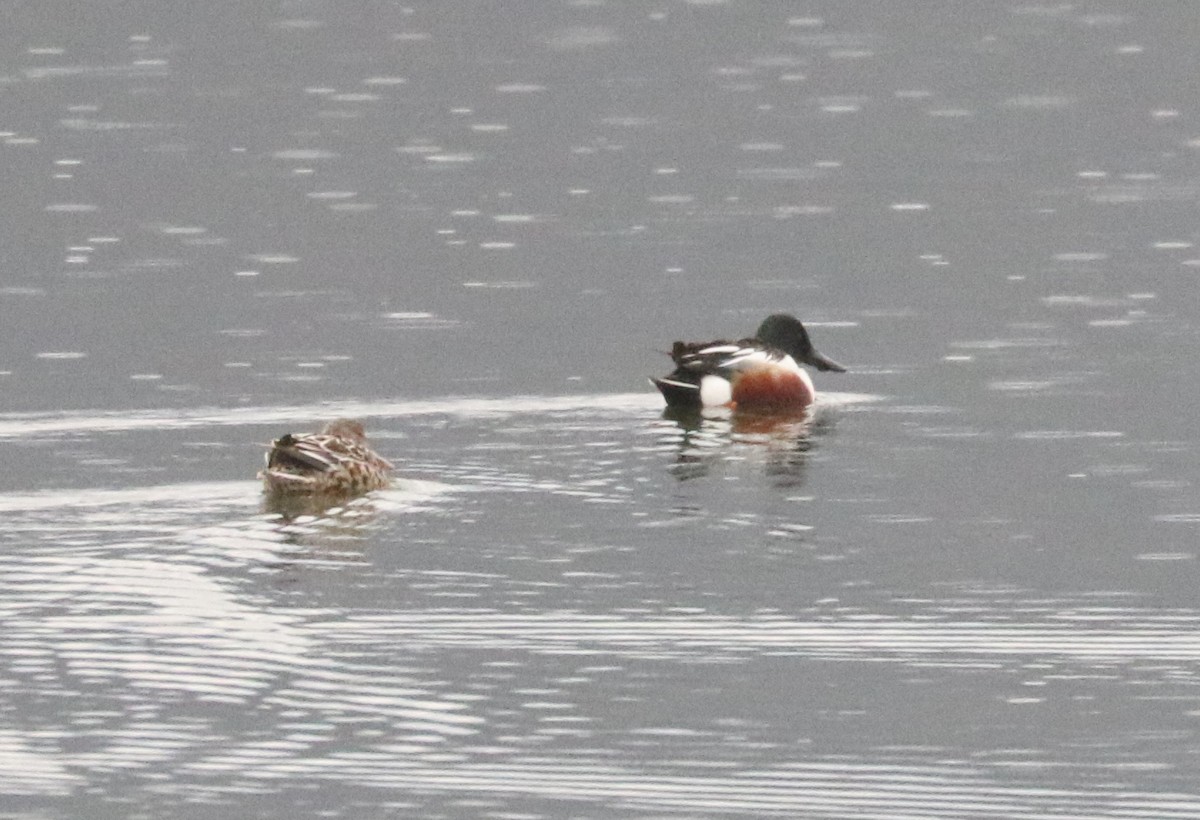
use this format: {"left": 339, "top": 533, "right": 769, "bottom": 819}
{"left": 3, "top": 1, "right": 1200, "bottom": 817}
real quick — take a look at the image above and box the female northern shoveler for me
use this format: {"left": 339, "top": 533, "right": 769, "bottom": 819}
{"left": 651, "top": 313, "right": 846, "bottom": 411}
{"left": 259, "top": 418, "right": 393, "bottom": 496}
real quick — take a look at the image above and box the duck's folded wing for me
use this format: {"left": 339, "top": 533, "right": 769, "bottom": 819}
{"left": 267, "top": 435, "right": 342, "bottom": 472}
{"left": 677, "top": 342, "right": 781, "bottom": 374}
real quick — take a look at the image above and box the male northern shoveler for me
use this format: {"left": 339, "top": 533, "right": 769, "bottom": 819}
{"left": 651, "top": 313, "right": 846, "bottom": 411}
{"left": 259, "top": 418, "right": 393, "bottom": 496}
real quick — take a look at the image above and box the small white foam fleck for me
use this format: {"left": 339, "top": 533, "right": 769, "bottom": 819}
{"left": 927, "top": 108, "right": 974, "bottom": 118}
{"left": 829, "top": 49, "right": 873, "bottom": 60}
{"left": 1054, "top": 252, "right": 1108, "bottom": 262}
{"left": 1005, "top": 95, "right": 1073, "bottom": 109}
{"left": 425, "top": 153, "right": 475, "bottom": 163}
{"left": 462, "top": 280, "right": 535, "bottom": 289}
{"left": 495, "top": 83, "right": 545, "bottom": 94}
{"left": 36, "top": 351, "right": 87, "bottom": 360}
{"left": 1015, "top": 430, "right": 1124, "bottom": 440}
{"left": 44, "top": 203, "right": 97, "bottom": 212}
{"left": 272, "top": 149, "right": 337, "bottom": 160}
{"left": 247, "top": 254, "right": 299, "bottom": 264}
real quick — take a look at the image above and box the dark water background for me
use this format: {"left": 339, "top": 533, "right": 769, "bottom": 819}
{"left": 3, "top": 2, "right": 1200, "bottom": 817}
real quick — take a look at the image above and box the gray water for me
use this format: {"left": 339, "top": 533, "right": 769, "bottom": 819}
{"left": 3, "top": 2, "right": 1200, "bottom": 817}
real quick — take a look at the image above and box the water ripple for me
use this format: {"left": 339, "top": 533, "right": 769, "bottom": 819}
{"left": 310, "top": 608, "right": 1200, "bottom": 665}
{"left": 165, "top": 755, "right": 1200, "bottom": 819}
{"left": 0, "top": 394, "right": 662, "bottom": 440}
{"left": 0, "top": 391, "right": 880, "bottom": 441}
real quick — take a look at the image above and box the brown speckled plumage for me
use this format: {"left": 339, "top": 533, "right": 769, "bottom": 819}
{"left": 259, "top": 418, "right": 392, "bottom": 496}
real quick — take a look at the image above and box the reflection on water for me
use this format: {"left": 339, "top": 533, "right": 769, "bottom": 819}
{"left": 261, "top": 485, "right": 383, "bottom": 523}
{"left": 658, "top": 403, "right": 841, "bottom": 485}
